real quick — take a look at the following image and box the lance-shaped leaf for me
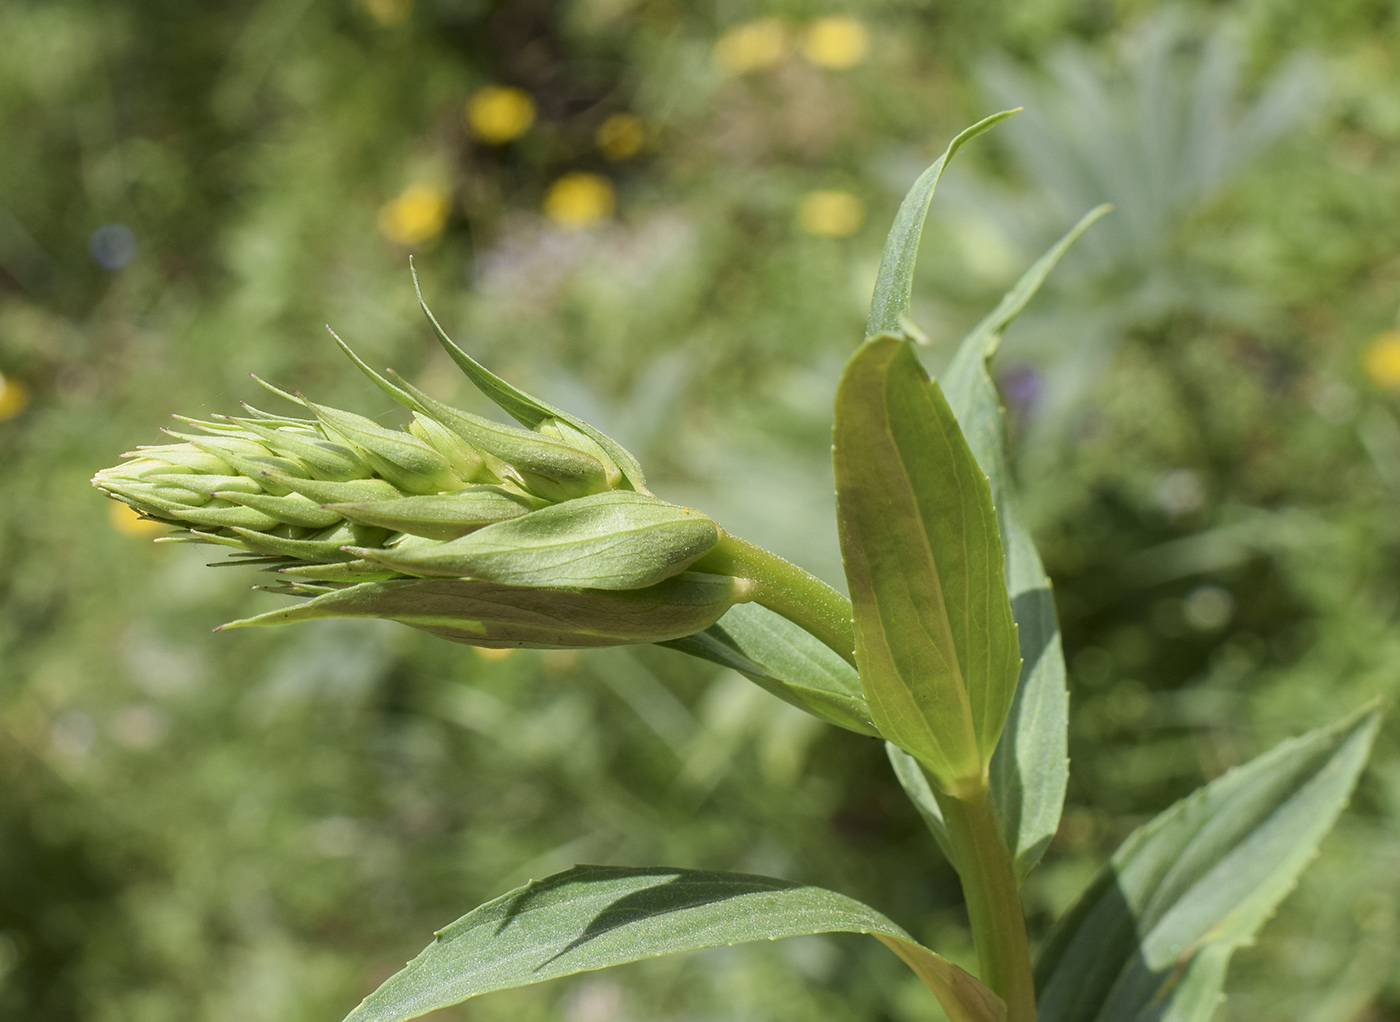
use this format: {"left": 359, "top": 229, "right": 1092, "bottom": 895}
{"left": 126, "top": 444, "right": 232, "bottom": 474}
{"left": 411, "top": 264, "right": 650, "bottom": 494}
{"left": 339, "top": 865, "right": 1005, "bottom": 1022}
{"left": 147, "top": 472, "right": 261, "bottom": 497}
{"left": 218, "top": 572, "right": 744, "bottom": 647}
{"left": 661, "top": 602, "right": 878, "bottom": 736}
{"left": 94, "top": 478, "right": 208, "bottom": 514}
{"left": 351, "top": 491, "right": 719, "bottom": 590}
{"left": 939, "top": 205, "right": 1110, "bottom": 882}
{"left": 538, "top": 417, "right": 624, "bottom": 489}
{"left": 833, "top": 334, "right": 1020, "bottom": 793}
{"left": 865, "top": 109, "right": 1018, "bottom": 338}
{"left": 1035, "top": 704, "right": 1380, "bottom": 1022}
{"left": 170, "top": 502, "right": 283, "bottom": 530}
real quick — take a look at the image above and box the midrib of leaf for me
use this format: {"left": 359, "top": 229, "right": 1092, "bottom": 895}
{"left": 879, "top": 376, "right": 973, "bottom": 744}
{"left": 840, "top": 338, "right": 980, "bottom": 777}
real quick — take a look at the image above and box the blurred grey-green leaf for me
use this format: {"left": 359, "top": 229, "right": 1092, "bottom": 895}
{"left": 940, "top": 205, "right": 1109, "bottom": 882}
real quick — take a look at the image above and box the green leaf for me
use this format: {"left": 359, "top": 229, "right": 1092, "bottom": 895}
{"left": 1035, "top": 704, "right": 1380, "bottom": 1022}
{"left": 339, "top": 865, "right": 1005, "bottom": 1022}
{"left": 865, "top": 110, "right": 1019, "bottom": 338}
{"left": 350, "top": 492, "right": 719, "bottom": 590}
{"left": 410, "top": 264, "right": 651, "bottom": 493}
{"left": 408, "top": 412, "right": 490, "bottom": 483}
{"left": 940, "top": 205, "right": 1109, "bottom": 882}
{"left": 660, "top": 602, "right": 878, "bottom": 736}
{"left": 217, "top": 571, "right": 744, "bottom": 648}
{"left": 833, "top": 334, "right": 1020, "bottom": 793}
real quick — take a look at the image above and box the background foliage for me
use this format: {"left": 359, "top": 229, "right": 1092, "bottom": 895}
{"left": 2, "top": 0, "right": 1399, "bottom": 1019}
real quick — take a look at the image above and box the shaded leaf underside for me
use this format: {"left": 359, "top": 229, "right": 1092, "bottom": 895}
{"left": 342, "top": 865, "right": 1005, "bottom": 1022}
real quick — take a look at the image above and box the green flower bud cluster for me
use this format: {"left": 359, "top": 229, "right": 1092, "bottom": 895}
{"left": 93, "top": 290, "right": 747, "bottom": 648}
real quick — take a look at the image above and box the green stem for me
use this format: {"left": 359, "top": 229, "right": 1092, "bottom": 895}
{"left": 696, "top": 532, "right": 856, "bottom": 667}
{"left": 934, "top": 781, "right": 1035, "bottom": 1022}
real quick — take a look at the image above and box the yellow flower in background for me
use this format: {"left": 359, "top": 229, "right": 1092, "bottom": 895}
{"left": 474, "top": 647, "right": 517, "bottom": 662}
{"left": 0, "top": 373, "right": 29, "bottom": 421}
{"left": 714, "top": 18, "right": 789, "bottom": 74}
{"left": 1363, "top": 329, "right": 1400, "bottom": 390}
{"left": 800, "top": 16, "right": 870, "bottom": 69}
{"left": 597, "top": 113, "right": 646, "bottom": 161}
{"left": 377, "top": 183, "right": 451, "bottom": 246}
{"left": 358, "top": 0, "right": 412, "bottom": 27}
{"left": 109, "top": 501, "right": 167, "bottom": 539}
{"left": 798, "top": 190, "right": 865, "bottom": 238}
{"left": 466, "top": 86, "right": 536, "bottom": 144}
{"left": 544, "top": 173, "right": 616, "bottom": 229}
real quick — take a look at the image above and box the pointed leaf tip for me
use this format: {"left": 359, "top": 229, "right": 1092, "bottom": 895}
{"left": 409, "top": 273, "right": 649, "bottom": 492}
{"left": 866, "top": 110, "right": 1020, "bottom": 339}
{"left": 325, "top": 324, "right": 421, "bottom": 412}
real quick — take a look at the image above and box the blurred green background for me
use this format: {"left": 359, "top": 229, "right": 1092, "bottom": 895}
{"left": 3, "top": 0, "right": 1400, "bottom": 1019}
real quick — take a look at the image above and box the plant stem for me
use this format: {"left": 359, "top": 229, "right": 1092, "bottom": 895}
{"left": 697, "top": 532, "right": 856, "bottom": 667}
{"left": 935, "top": 782, "right": 1035, "bottom": 1022}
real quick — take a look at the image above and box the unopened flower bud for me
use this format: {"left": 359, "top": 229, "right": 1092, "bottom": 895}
{"left": 93, "top": 288, "right": 734, "bottom": 651}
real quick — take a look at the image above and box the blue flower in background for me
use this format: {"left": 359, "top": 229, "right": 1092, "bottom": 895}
{"left": 89, "top": 223, "right": 137, "bottom": 270}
